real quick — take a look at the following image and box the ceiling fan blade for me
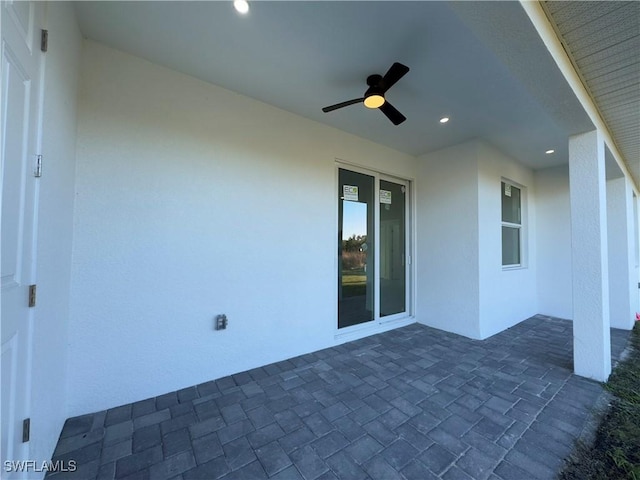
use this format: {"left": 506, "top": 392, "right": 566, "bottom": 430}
{"left": 379, "top": 102, "right": 406, "bottom": 125}
{"left": 381, "top": 62, "right": 410, "bottom": 92}
{"left": 322, "top": 98, "right": 364, "bottom": 112}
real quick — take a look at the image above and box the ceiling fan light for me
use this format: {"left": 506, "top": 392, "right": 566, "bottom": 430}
{"left": 364, "top": 94, "right": 385, "bottom": 109}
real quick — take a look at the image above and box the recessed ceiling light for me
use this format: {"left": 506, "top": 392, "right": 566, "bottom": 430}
{"left": 233, "top": 0, "right": 249, "bottom": 14}
{"left": 439, "top": 117, "right": 450, "bottom": 124}
{"left": 545, "top": 149, "right": 555, "bottom": 154}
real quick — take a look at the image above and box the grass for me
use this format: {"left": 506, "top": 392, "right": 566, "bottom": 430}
{"left": 342, "top": 270, "right": 367, "bottom": 297}
{"left": 342, "top": 273, "right": 366, "bottom": 285}
{"left": 341, "top": 271, "right": 366, "bottom": 297}
{"left": 559, "top": 321, "right": 640, "bottom": 480}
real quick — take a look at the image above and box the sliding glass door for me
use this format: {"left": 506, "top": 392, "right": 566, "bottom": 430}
{"left": 338, "top": 169, "right": 375, "bottom": 328}
{"left": 338, "top": 167, "right": 410, "bottom": 329}
{"left": 380, "top": 179, "right": 406, "bottom": 317}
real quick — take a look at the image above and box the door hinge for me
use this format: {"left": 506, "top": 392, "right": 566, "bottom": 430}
{"left": 34, "top": 155, "right": 42, "bottom": 178}
{"left": 40, "top": 29, "right": 48, "bottom": 52}
{"left": 22, "top": 418, "right": 30, "bottom": 443}
{"left": 28, "top": 285, "right": 37, "bottom": 308}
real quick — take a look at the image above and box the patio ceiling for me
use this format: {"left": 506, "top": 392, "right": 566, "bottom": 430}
{"left": 75, "top": 2, "right": 609, "bottom": 172}
{"left": 542, "top": 1, "right": 640, "bottom": 187}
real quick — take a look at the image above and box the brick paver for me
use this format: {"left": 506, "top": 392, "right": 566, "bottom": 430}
{"left": 47, "top": 315, "right": 631, "bottom": 479}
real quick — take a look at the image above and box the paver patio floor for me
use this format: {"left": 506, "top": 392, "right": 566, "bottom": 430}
{"left": 48, "top": 315, "right": 631, "bottom": 480}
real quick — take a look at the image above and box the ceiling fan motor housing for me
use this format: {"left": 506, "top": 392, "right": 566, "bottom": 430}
{"left": 365, "top": 76, "right": 384, "bottom": 97}
{"left": 366, "top": 74, "right": 383, "bottom": 87}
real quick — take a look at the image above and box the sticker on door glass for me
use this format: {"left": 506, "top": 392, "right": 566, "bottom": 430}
{"left": 504, "top": 184, "right": 512, "bottom": 197}
{"left": 380, "top": 190, "right": 392, "bottom": 204}
{"left": 343, "top": 185, "right": 359, "bottom": 201}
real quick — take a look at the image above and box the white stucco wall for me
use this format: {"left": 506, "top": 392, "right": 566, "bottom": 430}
{"left": 569, "top": 130, "right": 611, "bottom": 381}
{"left": 477, "top": 142, "right": 538, "bottom": 338}
{"left": 30, "top": 2, "right": 81, "bottom": 467}
{"left": 416, "top": 142, "right": 481, "bottom": 339}
{"left": 607, "top": 176, "right": 636, "bottom": 330}
{"left": 534, "top": 166, "right": 573, "bottom": 319}
{"left": 417, "top": 141, "right": 538, "bottom": 340}
{"left": 68, "top": 41, "right": 417, "bottom": 415}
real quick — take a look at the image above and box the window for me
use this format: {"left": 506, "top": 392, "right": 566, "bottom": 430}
{"left": 501, "top": 181, "right": 522, "bottom": 267}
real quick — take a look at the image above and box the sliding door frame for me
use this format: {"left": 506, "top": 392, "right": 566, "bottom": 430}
{"left": 335, "top": 161, "right": 414, "bottom": 336}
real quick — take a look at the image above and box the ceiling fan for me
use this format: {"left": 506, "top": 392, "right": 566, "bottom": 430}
{"left": 322, "top": 62, "right": 410, "bottom": 125}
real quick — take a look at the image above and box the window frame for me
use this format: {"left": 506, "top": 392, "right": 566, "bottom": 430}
{"left": 501, "top": 180, "right": 524, "bottom": 269}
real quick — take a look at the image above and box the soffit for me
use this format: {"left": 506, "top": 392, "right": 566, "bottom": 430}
{"left": 543, "top": 1, "right": 640, "bottom": 185}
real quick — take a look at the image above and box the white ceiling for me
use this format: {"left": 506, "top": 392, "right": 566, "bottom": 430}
{"left": 74, "top": 1, "right": 598, "bottom": 170}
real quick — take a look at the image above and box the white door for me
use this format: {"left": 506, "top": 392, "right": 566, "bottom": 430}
{"left": 1, "top": 0, "right": 43, "bottom": 470}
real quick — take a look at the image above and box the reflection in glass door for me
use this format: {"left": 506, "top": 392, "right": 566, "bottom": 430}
{"left": 380, "top": 180, "right": 406, "bottom": 317}
{"left": 338, "top": 169, "right": 375, "bottom": 328}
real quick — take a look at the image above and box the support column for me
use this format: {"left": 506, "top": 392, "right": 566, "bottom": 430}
{"left": 569, "top": 130, "right": 611, "bottom": 381}
{"left": 607, "top": 176, "right": 636, "bottom": 330}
